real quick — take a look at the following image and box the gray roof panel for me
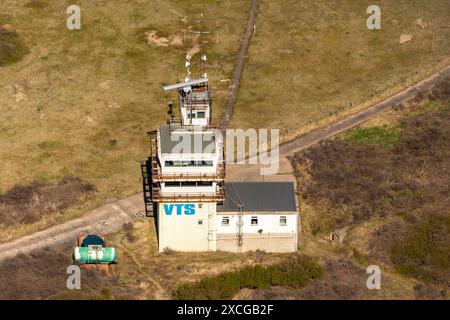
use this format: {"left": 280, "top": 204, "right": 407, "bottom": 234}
{"left": 159, "top": 124, "right": 216, "bottom": 154}
{"left": 218, "top": 182, "right": 297, "bottom": 212}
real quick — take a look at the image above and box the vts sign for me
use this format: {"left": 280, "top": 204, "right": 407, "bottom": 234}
{"left": 163, "top": 203, "right": 196, "bottom": 215}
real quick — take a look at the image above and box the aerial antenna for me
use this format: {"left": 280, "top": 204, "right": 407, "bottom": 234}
{"left": 185, "top": 53, "right": 191, "bottom": 82}
{"left": 193, "top": 13, "right": 211, "bottom": 78}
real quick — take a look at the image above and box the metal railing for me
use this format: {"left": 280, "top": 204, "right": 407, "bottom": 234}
{"left": 151, "top": 188, "right": 225, "bottom": 202}
{"left": 151, "top": 163, "right": 225, "bottom": 182}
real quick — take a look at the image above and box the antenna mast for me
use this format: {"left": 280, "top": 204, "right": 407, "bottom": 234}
{"left": 193, "top": 13, "right": 210, "bottom": 78}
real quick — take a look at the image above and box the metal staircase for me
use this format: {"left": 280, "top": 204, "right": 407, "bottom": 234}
{"left": 140, "top": 130, "right": 159, "bottom": 217}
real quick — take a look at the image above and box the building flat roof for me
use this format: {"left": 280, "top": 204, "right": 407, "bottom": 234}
{"left": 218, "top": 182, "right": 297, "bottom": 213}
{"left": 159, "top": 124, "right": 216, "bottom": 154}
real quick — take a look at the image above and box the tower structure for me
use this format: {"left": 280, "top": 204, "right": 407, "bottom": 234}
{"left": 141, "top": 49, "right": 225, "bottom": 251}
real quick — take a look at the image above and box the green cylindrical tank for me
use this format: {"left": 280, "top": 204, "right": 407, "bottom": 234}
{"left": 73, "top": 247, "right": 117, "bottom": 264}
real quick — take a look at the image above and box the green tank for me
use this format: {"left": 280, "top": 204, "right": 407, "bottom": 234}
{"left": 73, "top": 247, "right": 117, "bottom": 264}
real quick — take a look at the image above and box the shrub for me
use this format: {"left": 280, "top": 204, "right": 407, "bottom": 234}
{"left": 0, "top": 26, "right": 28, "bottom": 66}
{"left": 0, "top": 176, "right": 96, "bottom": 225}
{"left": 174, "top": 255, "right": 323, "bottom": 300}
{"left": 391, "top": 215, "right": 450, "bottom": 286}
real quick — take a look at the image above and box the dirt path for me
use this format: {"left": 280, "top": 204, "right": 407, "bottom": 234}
{"left": 219, "top": 0, "right": 259, "bottom": 130}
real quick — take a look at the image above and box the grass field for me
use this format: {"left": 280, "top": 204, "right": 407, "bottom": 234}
{"left": 0, "top": 0, "right": 249, "bottom": 238}
{"left": 231, "top": 0, "right": 450, "bottom": 141}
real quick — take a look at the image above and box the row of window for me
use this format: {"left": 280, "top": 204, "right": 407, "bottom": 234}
{"left": 165, "top": 160, "right": 213, "bottom": 167}
{"left": 164, "top": 181, "right": 213, "bottom": 187}
{"left": 221, "top": 216, "right": 287, "bottom": 226}
{"left": 187, "top": 111, "right": 206, "bottom": 119}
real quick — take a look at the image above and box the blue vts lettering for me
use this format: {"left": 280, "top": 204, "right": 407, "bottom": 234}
{"left": 164, "top": 204, "right": 196, "bottom": 215}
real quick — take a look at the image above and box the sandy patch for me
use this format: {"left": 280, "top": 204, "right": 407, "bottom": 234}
{"left": 188, "top": 44, "right": 201, "bottom": 56}
{"left": 278, "top": 48, "right": 293, "bottom": 54}
{"left": 399, "top": 34, "right": 413, "bottom": 44}
{"left": 169, "top": 35, "right": 183, "bottom": 47}
{"left": 144, "top": 31, "right": 169, "bottom": 47}
{"left": 98, "top": 80, "right": 111, "bottom": 91}
{"left": 108, "top": 102, "right": 120, "bottom": 109}
{"left": 13, "top": 84, "right": 27, "bottom": 102}
{"left": 85, "top": 116, "right": 97, "bottom": 126}
{"left": 1, "top": 24, "right": 14, "bottom": 31}
{"left": 415, "top": 18, "right": 428, "bottom": 29}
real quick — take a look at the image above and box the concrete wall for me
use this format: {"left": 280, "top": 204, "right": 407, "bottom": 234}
{"left": 157, "top": 202, "right": 216, "bottom": 252}
{"left": 216, "top": 233, "right": 297, "bottom": 253}
{"left": 216, "top": 212, "right": 297, "bottom": 234}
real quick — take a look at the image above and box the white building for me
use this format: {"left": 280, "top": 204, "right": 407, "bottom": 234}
{"left": 141, "top": 77, "right": 299, "bottom": 253}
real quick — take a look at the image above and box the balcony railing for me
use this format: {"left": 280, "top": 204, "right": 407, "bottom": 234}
{"left": 151, "top": 163, "right": 225, "bottom": 182}
{"left": 151, "top": 188, "right": 225, "bottom": 202}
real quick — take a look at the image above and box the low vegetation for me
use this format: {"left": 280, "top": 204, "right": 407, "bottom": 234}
{"left": 237, "top": 258, "right": 371, "bottom": 300}
{"left": 0, "top": 248, "right": 125, "bottom": 300}
{"left": 345, "top": 125, "right": 401, "bottom": 146}
{"left": 391, "top": 215, "right": 449, "bottom": 286}
{"left": 174, "top": 255, "right": 323, "bottom": 300}
{"left": 0, "top": 176, "right": 95, "bottom": 226}
{"left": 294, "top": 104, "right": 450, "bottom": 234}
{"left": 293, "top": 79, "right": 450, "bottom": 297}
{"left": 0, "top": 25, "right": 28, "bottom": 66}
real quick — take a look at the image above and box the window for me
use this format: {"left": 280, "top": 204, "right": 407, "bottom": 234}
{"left": 165, "top": 181, "right": 180, "bottom": 187}
{"left": 181, "top": 181, "right": 197, "bottom": 187}
{"left": 187, "top": 113, "right": 196, "bottom": 119}
{"left": 165, "top": 160, "right": 213, "bottom": 167}
{"left": 221, "top": 217, "right": 230, "bottom": 226}
{"left": 197, "top": 111, "right": 206, "bottom": 119}
{"left": 280, "top": 216, "right": 287, "bottom": 226}
{"left": 198, "top": 220, "right": 203, "bottom": 225}
{"left": 251, "top": 216, "right": 258, "bottom": 226}
{"left": 197, "top": 181, "right": 213, "bottom": 187}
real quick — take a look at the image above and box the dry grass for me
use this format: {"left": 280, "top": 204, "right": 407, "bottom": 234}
{"left": 0, "top": 0, "right": 249, "bottom": 236}
{"left": 0, "top": 175, "right": 95, "bottom": 226}
{"left": 231, "top": 0, "right": 450, "bottom": 141}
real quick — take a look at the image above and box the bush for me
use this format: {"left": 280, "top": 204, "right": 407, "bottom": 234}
{"left": 0, "top": 176, "right": 96, "bottom": 225}
{"left": 391, "top": 215, "right": 450, "bottom": 286}
{"left": 0, "top": 26, "right": 28, "bottom": 66}
{"left": 174, "top": 255, "right": 323, "bottom": 300}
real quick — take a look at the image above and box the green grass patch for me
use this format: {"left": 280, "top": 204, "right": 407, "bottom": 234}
{"left": 391, "top": 215, "right": 450, "bottom": 285}
{"left": 174, "top": 254, "right": 323, "bottom": 299}
{"left": 345, "top": 125, "right": 401, "bottom": 146}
